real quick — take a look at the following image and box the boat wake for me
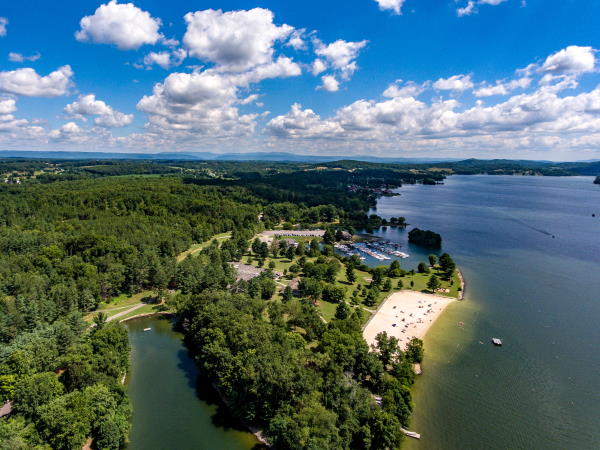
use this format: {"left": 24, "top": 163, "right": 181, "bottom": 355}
{"left": 508, "top": 217, "right": 553, "bottom": 237}
{"left": 493, "top": 208, "right": 554, "bottom": 237}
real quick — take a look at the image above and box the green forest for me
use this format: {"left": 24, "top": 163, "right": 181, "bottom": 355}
{"left": 0, "top": 159, "right": 449, "bottom": 449}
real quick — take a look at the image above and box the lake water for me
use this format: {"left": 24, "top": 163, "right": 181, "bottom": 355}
{"left": 371, "top": 175, "right": 600, "bottom": 450}
{"left": 126, "top": 316, "right": 257, "bottom": 450}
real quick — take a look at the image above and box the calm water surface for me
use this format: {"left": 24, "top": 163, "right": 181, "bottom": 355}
{"left": 371, "top": 176, "right": 600, "bottom": 450}
{"left": 126, "top": 316, "right": 257, "bottom": 450}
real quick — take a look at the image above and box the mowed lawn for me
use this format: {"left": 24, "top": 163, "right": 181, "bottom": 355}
{"left": 84, "top": 290, "right": 156, "bottom": 322}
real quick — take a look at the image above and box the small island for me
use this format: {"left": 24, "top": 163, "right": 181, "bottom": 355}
{"left": 408, "top": 228, "right": 443, "bottom": 248}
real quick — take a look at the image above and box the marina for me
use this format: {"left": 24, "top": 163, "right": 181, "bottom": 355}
{"left": 335, "top": 240, "right": 409, "bottom": 261}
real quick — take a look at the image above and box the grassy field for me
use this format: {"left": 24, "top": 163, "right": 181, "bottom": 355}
{"left": 116, "top": 303, "right": 170, "bottom": 322}
{"left": 317, "top": 299, "right": 339, "bottom": 322}
{"left": 84, "top": 290, "right": 155, "bottom": 322}
{"left": 177, "top": 232, "right": 232, "bottom": 262}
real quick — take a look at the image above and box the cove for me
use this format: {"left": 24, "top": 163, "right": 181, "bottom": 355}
{"left": 125, "top": 316, "right": 257, "bottom": 450}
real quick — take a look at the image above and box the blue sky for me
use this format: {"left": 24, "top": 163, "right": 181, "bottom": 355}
{"left": 1, "top": 0, "right": 600, "bottom": 159}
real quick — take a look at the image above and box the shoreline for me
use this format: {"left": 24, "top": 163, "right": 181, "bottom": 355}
{"left": 457, "top": 268, "right": 466, "bottom": 300}
{"left": 363, "top": 290, "right": 456, "bottom": 351}
{"left": 210, "top": 382, "right": 270, "bottom": 447}
{"left": 119, "top": 311, "right": 174, "bottom": 323}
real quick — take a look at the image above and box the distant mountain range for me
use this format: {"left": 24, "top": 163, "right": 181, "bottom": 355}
{"left": 0, "top": 150, "right": 463, "bottom": 164}
{"left": 0, "top": 150, "right": 598, "bottom": 167}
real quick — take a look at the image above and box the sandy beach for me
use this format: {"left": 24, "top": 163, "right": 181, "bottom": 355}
{"left": 363, "top": 290, "right": 455, "bottom": 350}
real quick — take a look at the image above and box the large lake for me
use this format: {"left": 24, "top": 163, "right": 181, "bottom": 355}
{"left": 371, "top": 175, "right": 600, "bottom": 450}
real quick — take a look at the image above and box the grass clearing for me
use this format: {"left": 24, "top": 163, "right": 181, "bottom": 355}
{"left": 117, "top": 303, "right": 170, "bottom": 322}
{"left": 176, "top": 232, "right": 232, "bottom": 262}
{"left": 317, "top": 300, "right": 338, "bottom": 322}
{"left": 85, "top": 290, "right": 155, "bottom": 322}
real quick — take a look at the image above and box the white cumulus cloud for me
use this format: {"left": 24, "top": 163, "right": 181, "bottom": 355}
{"left": 183, "top": 8, "right": 293, "bottom": 72}
{"left": 137, "top": 70, "right": 255, "bottom": 136}
{"left": 65, "top": 94, "right": 133, "bottom": 127}
{"left": 0, "top": 97, "right": 17, "bottom": 114}
{"left": 48, "top": 122, "right": 87, "bottom": 142}
{"left": 266, "top": 74, "right": 600, "bottom": 157}
{"left": 0, "top": 97, "right": 45, "bottom": 141}
{"left": 383, "top": 80, "right": 426, "bottom": 98}
{"left": 287, "top": 30, "right": 306, "bottom": 50}
{"left": 373, "top": 0, "right": 407, "bottom": 15}
{"left": 311, "top": 59, "right": 327, "bottom": 76}
{"left": 143, "top": 48, "right": 187, "bottom": 70}
{"left": 319, "top": 75, "right": 340, "bottom": 92}
{"left": 433, "top": 74, "right": 474, "bottom": 92}
{"left": 75, "top": 0, "right": 162, "bottom": 50}
{"left": 0, "top": 66, "right": 73, "bottom": 97}
{"left": 137, "top": 55, "right": 301, "bottom": 138}
{"left": 315, "top": 39, "right": 368, "bottom": 80}
{"left": 474, "top": 77, "right": 531, "bottom": 97}
{"left": 137, "top": 6, "right": 302, "bottom": 141}
{"left": 539, "top": 45, "right": 596, "bottom": 75}
{"left": 267, "top": 103, "right": 343, "bottom": 138}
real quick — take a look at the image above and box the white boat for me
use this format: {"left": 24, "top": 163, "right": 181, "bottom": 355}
{"left": 143, "top": 328, "right": 151, "bottom": 332}
{"left": 401, "top": 428, "right": 421, "bottom": 439}
{"left": 492, "top": 338, "right": 503, "bottom": 346}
